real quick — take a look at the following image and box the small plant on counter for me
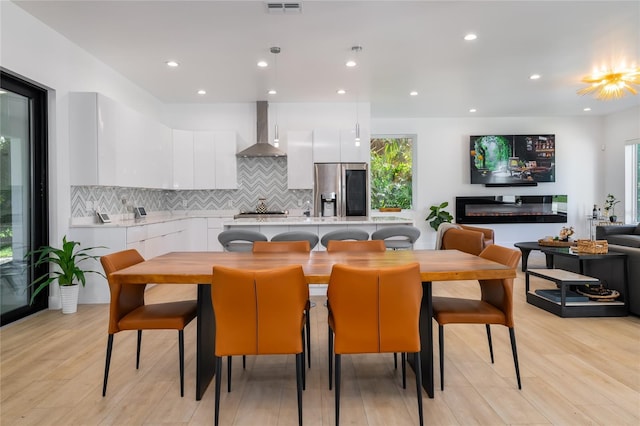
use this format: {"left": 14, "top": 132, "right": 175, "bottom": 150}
{"left": 426, "top": 201, "right": 454, "bottom": 231}
{"left": 604, "top": 194, "right": 620, "bottom": 216}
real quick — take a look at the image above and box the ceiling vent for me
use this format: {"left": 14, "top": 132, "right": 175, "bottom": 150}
{"left": 266, "top": 2, "right": 303, "bottom": 14}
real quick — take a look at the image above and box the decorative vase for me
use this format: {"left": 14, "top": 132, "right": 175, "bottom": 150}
{"left": 60, "top": 284, "right": 79, "bottom": 314}
{"left": 610, "top": 215, "right": 617, "bottom": 223}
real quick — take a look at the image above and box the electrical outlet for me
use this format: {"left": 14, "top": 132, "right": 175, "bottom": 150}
{"left": 182, "top": 200, "right": 188, "bottom": 209}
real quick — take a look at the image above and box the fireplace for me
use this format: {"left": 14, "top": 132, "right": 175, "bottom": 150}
{"left": 456, "top": 195, "right": 567, "bottom": 224}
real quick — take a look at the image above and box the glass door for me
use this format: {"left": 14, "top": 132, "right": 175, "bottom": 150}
{"left": 0, "top": 71, "right": 48, "bottom": 325}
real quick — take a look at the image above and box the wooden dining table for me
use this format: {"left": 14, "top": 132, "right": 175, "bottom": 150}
{"left": 110, "top": 249, "right": 515, "bottom": 400}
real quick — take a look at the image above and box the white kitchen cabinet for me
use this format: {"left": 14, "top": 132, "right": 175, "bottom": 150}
{"left": 287, "top": 131, "right": 314, "bottom": 189}
{"left": 312, "top": 128, "right": 370, "bottom": 163}
{"left": 193, "top": 131, "right": 238, "bottom": 189}
{"left": 312, "top": 128, "right": 340, "bottom": 163}
{"left": 69, "top": 92, "right": 173, "bottom": 189}
{"left": 340, "top": 127, "right": 370, "bottom": 163}
{"left": 214, "top": 131, "right": 238, "bottom": 189}
{"left": 172, "top": 129, "right": 195, "bottom": 189}
{"left": 207, "top": 218, "right": 225, "bottom": 251}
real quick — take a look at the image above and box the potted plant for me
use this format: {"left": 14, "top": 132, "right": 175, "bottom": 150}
{"left": 26, "top": 236, "right": 105, "bottom": 313}
{"left": 604, "top": 194, "right": 620, "bottom": 222}
{"left": 426, "top": 201, "right": 454, "bottom": 231}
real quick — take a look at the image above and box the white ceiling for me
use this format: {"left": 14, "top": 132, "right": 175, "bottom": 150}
{"left": 13, "top": 0, "right": 640, "bottom": 118}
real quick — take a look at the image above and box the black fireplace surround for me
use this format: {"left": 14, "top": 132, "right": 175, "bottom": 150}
{"left": 456, "top": 195, "right": 567, "bottom": 224}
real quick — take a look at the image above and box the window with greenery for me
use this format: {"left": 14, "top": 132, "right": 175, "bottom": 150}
{"left": 370, "top": 137, "right": 413, "bottom": 209}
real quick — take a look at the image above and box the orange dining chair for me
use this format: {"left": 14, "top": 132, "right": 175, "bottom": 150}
{"left": 100, "top": 249, "right": 197, "bottom": 397}
{"left": 432, "top": 244, "right": 522, "bottom": 390}
{"left": 253, "top": 240, "right": 312, "bottom": 369}
{"left": 211, "top": 265, "right": 308, "bottom": 426}
{"left": 328, "top": 263, "right": 424, "bottom": 426}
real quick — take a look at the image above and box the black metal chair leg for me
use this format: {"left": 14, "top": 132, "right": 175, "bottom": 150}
{"left": 509, "top": 328, "right": 522, "bottom": 389}
{"left": 214, "top": 356, "right": 222, "bottom": 426}
{"left": 328, "top": 326, "right": 333, "bottom": 390}
{"left": 401, "top": 353, "right": 407, "bottom": 389}
{"left": 486, "top": 324, "right": 494, "bottom": 363}
{"left": 136, "top": 330, "right": 142, "bottom": 369}
{"left": 335, "top": 354, "right": 341, "bottom": 426}
{"left": 394, "top": 352, "right": 398, "bottom": 369}
{"left": 301, "top": 330, "right": 306, "bottom": 391}
{"left": 178, "top": 330, "right": 185, "bottom": 397}
{"left": 414, "top": 352, "right": 424, "bottom": 426}
{"left": 296, "top": 353, "right": 303, "bottom": 426}
{"left": 227, "top": 356, "right": 232, "bottom": 392}
{"left": 102, "top": 334, "right": 114, "bottom": 396}
{"left": 243, "top": 355, "right": 246, "bottom": 369}
{"left": 306, "top": 306, "right": 311, "bottom": 368}
{"left": 439, "top": 324, "right": 444, "bottom": 391}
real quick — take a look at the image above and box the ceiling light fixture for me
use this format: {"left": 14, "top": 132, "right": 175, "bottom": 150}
{"left": 464, "top": 33, "right": 477, "bottom": 41}
{"left": 410, "top": 91, "right": 418, "bottom": 96}
{"left": 197, "top": 89, "right": 206, "bottom": 95}
{"left": 346, "top": 60, "right": 357, "bottom": 68}
{"left": 578, "top": 65, "right": 640, "bottom": 100}
{"left": 337, "top": 89, "right": 346, "bottom": 95}
{"left": 270, "top": 46, "right": 281, "bottom": 147}
{"left": 469, "top": 108, "right": 477, "bottom": 113}
{"left": 257, "top": 60, "right": 268, "bottom": 68}
{"left": 529, "top": 74, "right": 541, "bottom": 80}
{"left": 583, "top": 107, "right": 592, "bottom": 112}
{"left": 166, "top": 60, "right": 179, "bottom": 67}
{"left": 351, "top": 45, "right": 363, "bottom": 146}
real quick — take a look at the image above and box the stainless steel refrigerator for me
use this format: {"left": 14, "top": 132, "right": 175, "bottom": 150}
{"left": 313, "top": 162, "right": 368, "bottom": 218}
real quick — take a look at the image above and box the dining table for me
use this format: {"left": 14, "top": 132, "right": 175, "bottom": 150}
{"left": 110, "top": 249, "right": 515, "bottom": 400}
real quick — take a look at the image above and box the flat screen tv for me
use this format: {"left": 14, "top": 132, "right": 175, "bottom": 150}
{"left": 470, "top": 134, "right": 555, "bottom": 185}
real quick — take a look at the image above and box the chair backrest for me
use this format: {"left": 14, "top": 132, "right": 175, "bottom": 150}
{"left": 100, "top": 249, "right": 146, "bottom": 334}
{"left": 217, "top": 229, "right": 268, "bottom": 252}
{"left": 371, "top": 225, "right": 421, "bottom": 249}
{"left": 328, "top": 263, "right": 422, "bottom": 354}
{"left": 320, "top": 229, "right": 369, "bottom": 248}
{"left": 458, "top": 224, "right": 495, "bottom": 246}
{"left": 477, "top": 245, "right": 522, "bottom": 327}
{"left": 253, "top": 240, "right": 311, "bottom": 253}
{"left": 326, "top": 239, "right": 386, "bottom": 253}
{"left": 441, "top": 227, "right": 485, "bottom": 255}
{"left": 271, "top": 231, "right": 319, "bottom": 250}
{"left": 211, "top": 265, "right": 308, "bottom": 356}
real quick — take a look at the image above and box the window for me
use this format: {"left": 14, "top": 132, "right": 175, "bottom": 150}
{"left": 370, "top": 137, "right": 414, "bottom": 210}
{"left": 625, "top": 140, "right": 640, "bottom": 223}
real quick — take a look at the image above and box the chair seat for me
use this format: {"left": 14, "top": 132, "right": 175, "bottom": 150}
{"left": 432, "top": 296, "right": 506, "bottom": 325}
{"left": 383, "top": 240, "right": 414, "bottom": 249}
{"left": 118, "top": 301, "right": 197, "bottom": 330}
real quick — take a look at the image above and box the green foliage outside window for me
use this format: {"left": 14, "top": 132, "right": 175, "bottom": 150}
{"left": 370, "top": 138, "right": 413, "bottom": 209}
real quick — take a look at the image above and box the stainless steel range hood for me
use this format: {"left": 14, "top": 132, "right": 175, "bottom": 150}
{"left": 236, "top": 101, "right": 287, "bottom": 157}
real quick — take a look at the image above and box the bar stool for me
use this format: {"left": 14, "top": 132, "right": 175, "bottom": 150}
{"left": 217, "top": 229, "right": 267, "bottom": 252}
{"left": 320, "top": 229, "right": 369, "bottom": 249}
{"left": 271, "top": 231, "right": 319, "bottom": 250}
{"left": 371, "top": 225, "right": 421, "bottom": 250}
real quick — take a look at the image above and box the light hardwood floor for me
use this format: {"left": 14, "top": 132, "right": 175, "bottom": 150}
{"left": 1, "top": 253, "right": 639, "bottom": 425}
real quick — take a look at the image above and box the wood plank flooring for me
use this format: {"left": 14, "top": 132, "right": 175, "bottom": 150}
{"left": 1, "top": 253, "right": 639, "bottom": 425}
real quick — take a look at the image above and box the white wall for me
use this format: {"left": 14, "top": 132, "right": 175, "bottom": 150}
{"left": 372, "top": 116, "right": 607, "bottom": 248}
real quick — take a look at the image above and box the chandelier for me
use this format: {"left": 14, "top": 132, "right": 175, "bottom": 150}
{"left": 578, "top": 65, "right": 640, "bottom": 100}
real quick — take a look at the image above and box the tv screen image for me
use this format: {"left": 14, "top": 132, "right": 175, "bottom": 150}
{"left": 470, "top": 134, "right": 555, "bottom": 185}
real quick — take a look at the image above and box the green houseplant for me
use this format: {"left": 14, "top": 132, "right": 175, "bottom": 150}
{"left": 426, "top": 201, "right": 454, "bottom": 231}
{"left": 604, "top": 193, "right": 620, "bottom": 222}
{"left": 26, "top": 236, "right": 105, "bottom": 313}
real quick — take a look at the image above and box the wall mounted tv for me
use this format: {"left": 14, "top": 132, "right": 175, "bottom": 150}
{"left": 470, "top": 134, "right": 555, "bottom": 185}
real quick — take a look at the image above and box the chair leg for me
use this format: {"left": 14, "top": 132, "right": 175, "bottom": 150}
{"left": 227, "top": 356, "right": 232, "bottom": 392}
{"left": 214, "top": 356, "right": 222, "bottom": 426}
{"left": 414, "top": 352, "right": 424, "bottom": 426}
{"left": 335, "top": 354, "right": 341, "bottom": 426}
{"left": 401, "top": 353, "right": 407, "bottom": 389}
{"left": 296, "top": 353, "right": 303, "bottom": 426}
{"left": 509, "top": 328, "right": 522, "bottom": 389}
{"left": 243, "top": 355, "right": 246, "bottom": 369}
{"left": 328, "top": 326, "right": 333, "bottom": 390}
{"left": 301, "top": 330, "right": 306, "bottom": 391}
{"left": 136, "top": 330, "right": 142, "bottom": 369}
{"left": 306, "top": 305, "right": 311, "bottom": 368}
{"left": 102, "top": 334, "right": 114, "bottom": 396}
{"left": 394, "top": 352, "right": 398, "bottom": 369}
{"left": 486, "top": 324, "right": 494, "bottom": 363}
{"left": 439, "top": 324, "right": 444, "bottom": 391}
{"left": 178, "top": 330, "right": 185, "bottom": 397}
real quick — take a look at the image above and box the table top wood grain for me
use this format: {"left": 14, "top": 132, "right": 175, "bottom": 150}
{"left": 110, "top": 249, "right": 516, "bottom": 285}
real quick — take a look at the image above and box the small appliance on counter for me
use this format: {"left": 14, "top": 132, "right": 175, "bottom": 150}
{"left": 133, "top": 206, "right": 147, "bottom": 219}
{"left": 96, "top": 212, "right": 111, "bottom": 223}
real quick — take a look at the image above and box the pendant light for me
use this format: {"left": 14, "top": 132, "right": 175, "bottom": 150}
{"left": 270, "top": 46, "right": 281, "bottom": 147}
{"left": 351, "top": 45, "right": 363, "bottom": 147}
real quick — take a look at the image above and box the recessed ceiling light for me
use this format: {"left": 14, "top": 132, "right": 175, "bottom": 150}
{"left": 529, "top": 74, "right": 541, "bottom": 80}
{"left": 257, "top": 60, "right": 268, "bottom": 68}
{"left": 464, "top": 34, "right": 477, "bottom": 41}
{"left": 346, "top": 60, "right": 357, "bottom": 68}
{"left": 166, "top": 60, "right": 179, "bottom": 67}
{"left": 337, "top": 89, "right": 346, "bottom": 95}
{"left": 409, "top": 91, "right": 418, "bottom": 96}
{"left": 583, "top": 107, "right": 592, "bottom": 112}
{"left": 469, "top": 108, "right": 477, "bottom": 113}
{"left": 268, "top": 89, "right": 277, "bottom": 95}
{"left": 197, "top": 90, "right": 206, "bottom": 95}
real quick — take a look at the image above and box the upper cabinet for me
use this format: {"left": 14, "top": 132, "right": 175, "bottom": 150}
{"left": 69, "top": 92, "right": 172, "bottom": 189}
{"left": 312, "top": 128, "right": 370, "bottom": 164}
{"left": 287, "top": 131, "right": 314, "bottom": 189}
{"left": 172, "top": 130, "right": 237, "bottom": 190}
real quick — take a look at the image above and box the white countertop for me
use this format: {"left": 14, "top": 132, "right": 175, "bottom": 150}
{"left": 224, "top": 216, "right": 414, "bottom": 226}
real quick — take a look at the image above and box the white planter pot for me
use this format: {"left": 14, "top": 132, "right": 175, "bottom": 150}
{"left": 60, "top": 284, "right": 79, "bottom": 314}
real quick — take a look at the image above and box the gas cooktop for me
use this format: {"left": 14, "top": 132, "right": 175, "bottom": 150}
{"left": 233, "top": 211, "right": 288, "bottom": 219}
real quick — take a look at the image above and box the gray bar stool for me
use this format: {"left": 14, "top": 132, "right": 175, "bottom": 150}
{"left": 217, "top": 229, "right": 268, "bottom": 252}
{"left": 371, "top": 225, "right": 421, "bottom": 250}
{"left": 320, "top": 229, "right": 369, "bottom": 249}
{"left": 271, "top": 231, "right": 320, "bottom": 250}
